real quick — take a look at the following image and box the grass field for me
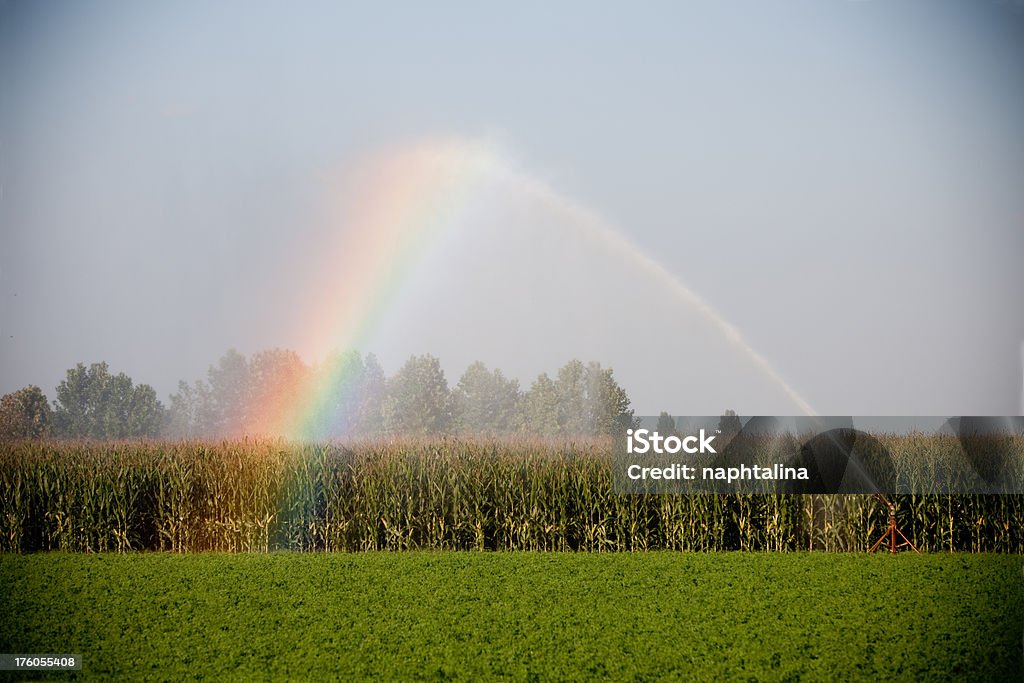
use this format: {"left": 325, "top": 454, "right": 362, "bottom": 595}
{"left": 1, "top": 553, "right": 1021, "bottom": 681}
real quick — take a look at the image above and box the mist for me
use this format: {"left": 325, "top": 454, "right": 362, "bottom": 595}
{"left": 2, "top": 1, "right": 1023, "bottom": 418}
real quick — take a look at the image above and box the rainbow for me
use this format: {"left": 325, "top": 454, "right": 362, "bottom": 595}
{"left": 242, "top": 139, "right": 496, "bottom": 438}
{"left": 243, "top": 138, "right": 815, "bottom": 439}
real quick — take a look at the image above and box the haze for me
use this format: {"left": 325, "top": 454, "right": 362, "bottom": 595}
{"left": 2, "top": 1, "right": 1023, "bottom": 417}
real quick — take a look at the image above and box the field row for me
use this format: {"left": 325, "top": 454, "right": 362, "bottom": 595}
{"left": 1, "top": 440, "right": 1022, "bottom": 553}
{"left": 1, "top": 553, "right": 1020, "bottom": 680}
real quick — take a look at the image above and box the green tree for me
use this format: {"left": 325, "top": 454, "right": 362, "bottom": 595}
{"left": 548, "top": 360, "right": 635, "bottom": 436}
{"left": 53, "top": 362, "right": 164, "bottom": 438}
{"left": 452, "top": 361, "right": 522, "bottom": 435}
{"left": 521, "top": 362, "right": 635, "bottom": 436}
{"left": 522, "top": 373, "right": 560, "bottom": 436}
{"left": 582, "top": 361, "right": 635, "bottom": 435}
{"left": 356, "top": 353, "right": 386, "bottom": 436}
{"left": 656, "top": 412, "right": 677, "bottom": 435}
{"left": 555, "top": 360, "right": 589, "bottom": 433}
{"left": 124, "top": 382, "right": 165, "bottom": 437}
{"left": 382, "top": 354, "right": 452, "bottom": 436}
{"left": 309, "top": 350, "right": 365, "bottom": 438}
{"left": 176, "top": 348, "right": 315, "bottom": 438}
{"left": 173, "top": 348, "right": 385, "bottom": 438}
{"left": 167, "top": 380, "right": 207, "bottom": 439}
{"left": 719, "top": 409, "right": 742, "bottom": 438}
{"left": 0, "top": 385, "right": 52, "bottom": 440}
{"left": 201, "top": 349, "right": 252, "bottom": 437}
{"left": 247, "top": 348, "right": 309, "bottom": 435}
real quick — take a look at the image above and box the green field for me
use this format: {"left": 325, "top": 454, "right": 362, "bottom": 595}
{"left": 1, "top": 553, "right": 1021, "bottom": 681}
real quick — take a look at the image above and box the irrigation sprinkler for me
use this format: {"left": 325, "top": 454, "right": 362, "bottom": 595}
{"left": 868, "top": 493, "right": 919, "bottom": 554}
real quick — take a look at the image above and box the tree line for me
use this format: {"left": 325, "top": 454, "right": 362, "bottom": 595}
{"left": 0, "top": 350, "right": 637, "bottom": 440}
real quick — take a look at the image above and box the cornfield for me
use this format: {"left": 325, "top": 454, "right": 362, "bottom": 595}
{"left": 1, "top": 437, "right": 1021, "bottom": 553}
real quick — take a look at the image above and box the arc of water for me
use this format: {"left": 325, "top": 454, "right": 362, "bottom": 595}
{"left": 280, "top": 139, "right": 818, "bottom": 439}
{"left": 494, "top": 164, "right": 817, "bottom": 416}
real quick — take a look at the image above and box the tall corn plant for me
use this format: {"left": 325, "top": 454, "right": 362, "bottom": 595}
{"left": 1, "top": 435, "right": 1022, "bottom": 553}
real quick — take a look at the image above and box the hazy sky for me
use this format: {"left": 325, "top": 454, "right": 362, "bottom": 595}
{"left": 2, "top": 0, "right": 1023, "bottom": 417}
